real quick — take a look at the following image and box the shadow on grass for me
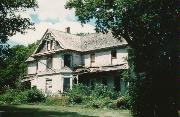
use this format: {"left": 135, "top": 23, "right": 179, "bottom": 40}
{"left": 0, "top": 105, "right": 97, "bottom": 117}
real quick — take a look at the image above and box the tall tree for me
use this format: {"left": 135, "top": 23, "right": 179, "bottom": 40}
{"left": 0, "top": 0, "right": 37, "bottom": 56}
{"left": 66, "top": 0, "right": 179, "bottom": 117}
{"left": 0, "top": 43, "right": 37, "bottom": 92}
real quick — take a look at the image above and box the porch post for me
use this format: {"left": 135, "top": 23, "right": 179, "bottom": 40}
{"left": 77, "top": 75, "right": 79, "bottom": 84}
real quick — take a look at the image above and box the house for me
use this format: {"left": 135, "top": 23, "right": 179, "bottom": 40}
{"left": 24, "top": 27, "right": 128, "bottom": 95}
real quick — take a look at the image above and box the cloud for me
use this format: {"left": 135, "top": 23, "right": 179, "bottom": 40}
{"left": 10, "top": 21, "right": 95, "bottom": 45}
{"left": 9, "top": 0, "right": 96, "bottom": 46}
{"left": 35, "top": 0, "right": 75, "bottom": 22}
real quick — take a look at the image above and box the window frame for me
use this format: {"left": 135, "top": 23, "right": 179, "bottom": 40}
{"left": 111, "top": 49, "right": 117, "bottom": 59}
{"left": 46, "top": 56, "right": 53, "bottom": 71}
{"left": 90, "top": 53, "right": 95, "bottom": 63}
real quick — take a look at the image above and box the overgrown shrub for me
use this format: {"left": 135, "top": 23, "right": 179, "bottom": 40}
{"left": 86, "top": 97, "right": 112, "bottom": 108}
{"left": 65, "top": 83, "right": 125, "bottom": 109}
{"left": 65, "top": 84, "right": 91, "bottom": 104}
{"left": 0, "top": 88, "right": 45, "bottom": 104}
{"left": 115, "top": 96, "right": 131, "bottom": 109}
{"left": 0, "top": 89, "right": 19, "bottom": 104}
{"left": 25, "top": 88, "right": 45, "bottom": 103}
{"left": 91, "top": 84, "right": 119, "bottom": 99}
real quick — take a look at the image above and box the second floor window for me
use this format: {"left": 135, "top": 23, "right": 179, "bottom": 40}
{"left": 90, "top": 53, "right": 95, "bottom": 63}
{"left": 64, "top": 54, "right": 71, "bottom": 67}
{"left": 46, "top": 57, "right": 52, "bottom": 71}
{"left": 111, "top": 50, "right": 117, "bottom": 59}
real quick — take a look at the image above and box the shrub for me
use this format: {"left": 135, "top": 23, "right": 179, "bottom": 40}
{"left": 14, "top": 91, "right": 29, "bottom": 104}
{"left": 86, "top": 97, "right": 112, "bottom": 108}
{"left": 0, "top": 88, "right": 45, "bottom": 104}
{"left": 65, "top": 84, "right": 91, "bottom": 104}
{"left": 115, "top": 96, "right": 131, "bottom": 109}
{"left": 0, "top": 89, "right": 19, "bottom": 104}
{"left": 91, "top": 84, "right": 119, "bottom": 99}
{"left": 25, "top": 88, "right": 45, "bottom": 103}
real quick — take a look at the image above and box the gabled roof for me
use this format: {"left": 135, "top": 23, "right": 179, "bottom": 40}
{"left": 49, "top": 29, "right": 127, "bottom": 51}
{"left": 32, "top": 28, "right": 127, "bottom": 56}
{"left": 49, "top": 29, "right": 82, "bottom": 51}
{"left": 81, "top": 32, "right": 127, "bottom": 51}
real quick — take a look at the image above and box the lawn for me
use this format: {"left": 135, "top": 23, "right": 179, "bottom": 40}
{"left": 0, "top": 104, "right": 131, "bottom": 117}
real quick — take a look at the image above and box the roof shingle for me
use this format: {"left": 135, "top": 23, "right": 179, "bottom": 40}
{"left": 48, "top": 29, "right": 127, "bottom": 52}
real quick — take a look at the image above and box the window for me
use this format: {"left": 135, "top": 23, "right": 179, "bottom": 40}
{"left": 47, "top": 41, "right": 50, "bottom": 51}
{"left": 45, "top": 79, "right": 52, "bottom": 94}
{"left": 111, "top": 50, "right": 117, "bottom": 59}
{"left": 46, "top": 57, "right": 52, "bottom": 71}
{"left": 63, "top": 78, "right": 70, "bottom": 92}
{"left": 64, "top": 54, "right": 71, "bottom": 67}
{"left": 50, "top": 40, "right": 54, "bottom": 50}
{"left": 90, "top": 53, "right": 95, "bottom": 63}
{"left": 47, "top": 40, "right": 54, "bottom": 51}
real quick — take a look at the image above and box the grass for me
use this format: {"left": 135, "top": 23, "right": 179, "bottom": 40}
{"left": 0, "top": 104, "right": 131, "bottom": 117}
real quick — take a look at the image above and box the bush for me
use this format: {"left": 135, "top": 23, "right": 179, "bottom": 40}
{"left": 114, "top": 96, "right": 131, "bottom": 109}
{"left": 25, "top": 88, "right": 45, "bottom": 103}
{"left": 86, "top": 97, "right": 112, "bottom": 108}
{"left": 91, "top": 84, "right": 119, "bottom": 99}
{"left": 65, "top": 84, "right": 91, "bottom": 104}
{"left": 0, "top": 89, "right": 19, "bottom": 104}
{"left": 0, "top": 88, "right": 45, "bottom": 104}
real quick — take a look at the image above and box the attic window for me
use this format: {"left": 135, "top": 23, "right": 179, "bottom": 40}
{"left": 90, "top": 53, "right": 95, "bottom": 63}
{"left": 47, "top": 41, "right": 50, "bottom": 51}
{"left": 47, "top": 40, "right": 54, "bottom": 51}
{"left": 111, "top": 50, "right": 117, "bottom": 59}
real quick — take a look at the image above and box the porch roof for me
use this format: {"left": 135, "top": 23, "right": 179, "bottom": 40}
{"left": 74, "top": 63, "right": 128, "bottom": 75}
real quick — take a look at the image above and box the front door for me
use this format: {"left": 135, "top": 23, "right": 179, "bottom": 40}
{"left": 45, "top": 79, "right": 52, "bottom": 94}
{"left": 63, "top": 78, "right": 70, "bottom": 92}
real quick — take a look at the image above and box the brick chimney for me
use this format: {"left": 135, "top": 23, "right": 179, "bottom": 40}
{"left": 65, "top": 27, "right": 70, "bottom": 33}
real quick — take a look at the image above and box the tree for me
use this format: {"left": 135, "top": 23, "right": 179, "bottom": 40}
{"left": 0, "top": 43, "right": 37, "bottom": 93}
{"left": 65, "top": 0, "right": 179, "bottom": 117}
{"left": 0, "top": 0, "right": 37, "bottom": 56}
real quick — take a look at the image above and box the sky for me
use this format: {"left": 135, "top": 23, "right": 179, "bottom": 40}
{"left": 9, "top": 0, "right": 96, "bottom": 46}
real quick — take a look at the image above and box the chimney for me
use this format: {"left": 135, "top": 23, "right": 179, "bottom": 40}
{"left": 65, "top": 27, "right": 70, "bottom": 33}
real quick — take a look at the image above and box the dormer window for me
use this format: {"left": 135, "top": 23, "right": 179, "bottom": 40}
{"left": 111, "top": 50, "right": 117, "bottom": 59}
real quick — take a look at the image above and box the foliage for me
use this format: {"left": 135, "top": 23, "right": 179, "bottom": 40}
{"left": 45, "top": 96, "right": 69, "bottom": 106}
{"left": 65, "top": 84, "right": 91, "bottom": 104}
{"left": 0, "top": 0, "right": 37, "bottom": 43}
{"left": 0, "top": 43, "right": 37, "bottom": 93}
{"left": 0, "top": 89, "right": 19, "bottom": 104}
{"left": 24, "top": 88, "right": 45, "bottom": 103}
{"left": 0, "top": 88, "right": 45, "bottom": 104}
{"left": 65, "top": 83, "right": 129, "bottom": 109}
{"left": 66, "top": 0, "right": 179, "bottom": 116}
{"left": 115, "top": 96, "right": 131, "bottom": 109}
{"left": 86, "top": 97, "right": 112, "bottom": 108}
{"left": 91, "top": 84, "right": 119, "bottom": 99}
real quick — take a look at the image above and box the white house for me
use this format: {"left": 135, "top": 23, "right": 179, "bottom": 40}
{"left": 24, "top": 27, "right": 128, "bottom": 94}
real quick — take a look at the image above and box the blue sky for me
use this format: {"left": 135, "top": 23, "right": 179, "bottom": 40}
{"left": 10, "top": 0, "right": 95, "bottom": 46}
